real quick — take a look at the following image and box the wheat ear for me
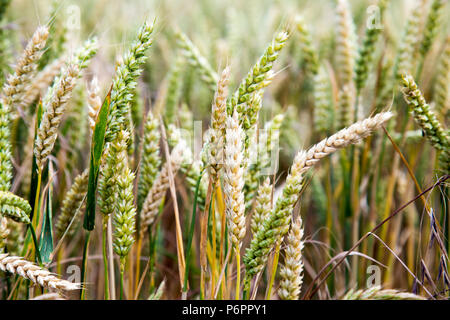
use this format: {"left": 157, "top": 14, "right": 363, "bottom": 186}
{"left": 228, "top": 30, "right": 289, "bottom": 117}
{"left": 0, "top": 253, "right": 80, "bottom": 291}
{"left": 22, "top": 57, "right": 64, "bottom": 109}
{"left": 354, "top": 0, "right": 389, "bottom": 91}
{"left": 244, "top": 112, "right": 394, "bottom": 279}
{"left": 208, "top": 66, "right": 231, "bottom": 182}
{"left": 250, "top": 177, "right": 272, "bottom": 235}
{"left": 343, "top": 286, "right": 426, "bottom": 300}
{"left": 394, "top": 0, "right": 427, "bottom": 79}
{"left": 335, "top": 0, "right": 357, "bottom": 87}
{"left": 0, "top": 191, "right": 32, "bottom": 224}
{"left": 137, "top": 110, "right": 161, "bottom": 211}
{"left": 87, "top": 76, "right": 102, "bottom": 135}
{"left": 434, "top": 36, "right": 450, "bottom": 117}
{"left": 419, "top": 0, "right": 445, "bottom": 58}
{"left": 314, "top": 65, "right": 334, "bottom": 135}
{"left": 278, "top": 216, "right": 304, "bottom": 300}
{"left": 106, "top": 20, "right": 154, "bottom": 143}
{"left": 224, "top": 110, "right": 246, "bottom": 248}
{"left": 2, "top": 26, "right": 49, "bottom": 110}
{"left": 113, "top": 166, "right": 137, "bottom": 266}
{"left": 295, "top": 16, "right": 319, "bottom": 77}
{"left": 401, "top": 74, "right": 449, "bottom": 171}
{"left": 55, "top": 169, "right": 89, "bottom": 238}
{"left": 34, "top": 64, "right": 80, "bottom": 170}
{"left": 175, "top": 31, "right": 219, "bottom": 91}
{"left": 0, "top": 217, "right": 9, "bottom": 253}
{"left": 98, "top": 130, "right": 129, "bottom": 218}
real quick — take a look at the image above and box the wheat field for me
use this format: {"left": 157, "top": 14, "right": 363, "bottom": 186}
{"left": 0, "top": 0, "right": 448, "bottom": 301}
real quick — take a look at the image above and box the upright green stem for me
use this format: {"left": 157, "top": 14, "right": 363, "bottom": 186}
{"left": 102, "top": 218, "right": 110, "bottom": 300}
{"left": 80, "top": 231, "right": 91, "bottom": 300}
{"left": 265, "top": 242, "right": 281, "bottom": 300}
{"left": 120, "top": 265, "right": 125, "bottom": 300}
{"left": 235, "top": 246, "right": 241, "bottom": 300}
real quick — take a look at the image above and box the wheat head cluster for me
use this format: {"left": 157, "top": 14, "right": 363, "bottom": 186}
{"left": 0, "top": 0, "right": 448, "bottom": 301}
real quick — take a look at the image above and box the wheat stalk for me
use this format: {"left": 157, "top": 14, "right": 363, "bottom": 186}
{"left": 140, "top": 141, "right": 185, "bottom": 236}
{"left": 434, "top": 36, "right": 450, "bottom": 116}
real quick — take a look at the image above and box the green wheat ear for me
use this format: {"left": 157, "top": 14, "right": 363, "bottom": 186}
{"left": 227, "top": 30, "right": 289, "bottom": 117}
{"left": 0, "top": 191, "right": 32, "bottom": 224}
{"left": 106, "top": 20, "right": 155, "bottom": 143}
{"left": 401, "top": 74, "right": 449, "bottom": 171}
